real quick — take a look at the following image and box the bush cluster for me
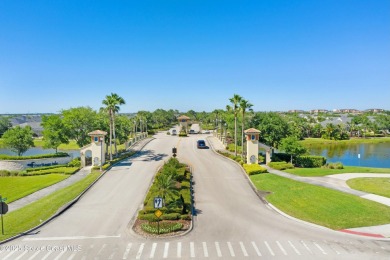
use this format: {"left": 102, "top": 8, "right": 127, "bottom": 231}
{"left": 179, "top": 130, "right": 187, "bottom": 137}
{"left": 141, "top": 222, "right": 183, "bottom": 234}
{"left": 268, "top": 162, "right": 294, "bottom": 170}
{"left": 217, "top": 151, "right": 245, "bottom": 165}
{"left": 243, "top": 164, "right": 268, "bottom": 175}
{"left": 0, "top": 152, "right": 69, "bottom": 160}
{"left": 271, "top": 153, "right": 291, "bottom": 163}
{"left": 295, "top": 156, "right": 326, "bottom": 168}
{"left": 0, "top": 166, "right": 79, "bottom": 177}
{"left": 67, "top": 158, "right": 81, "bottom": 168}
{"left": 322, "top": 162, "right": 344, "bottom": 169}
{"left": 0, "top": 170, "right": 19, "bottom": 177}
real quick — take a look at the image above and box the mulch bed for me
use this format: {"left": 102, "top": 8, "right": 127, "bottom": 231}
{"left": 132, "top": 219, "right": 191, "bottom": 238}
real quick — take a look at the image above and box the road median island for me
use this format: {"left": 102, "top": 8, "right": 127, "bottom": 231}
{"left": 132, "top": 157, "right": 193, "bottom": 238}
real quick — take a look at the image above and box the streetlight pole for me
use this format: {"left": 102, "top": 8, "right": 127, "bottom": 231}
{"left": 100, "top": 137, "right": 103, "bottom": 172}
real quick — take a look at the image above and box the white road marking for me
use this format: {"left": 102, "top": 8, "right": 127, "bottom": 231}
{"left": 177, "top": 242, "right": 182, "bottom": 258}
{"left": 288, "top": 241, "right": 301, "bottom": 255}
{"left": 14, "top": 250, "right": 28, "bottom": 260}
{"left": 41, "top": 251, "right": 53, "bottom": 260}
{"left": 227, "top": 242, "right": 235, "bottom": 257}
{"left": 313, "top": 241, "right": 327, "bottom": 255}
{"left": 202, "top": 242, "right": 209, "bottom": 257}
{"left": 2, "top": 251, "right": 16, "bottom": 260}
{"left": 300, "top": 240, "right": 313, "bottom": 254}
{"left": 68, "top": 252, "right": 77, "bottom": 260}
{"left": 136, "top": 243, "right": 145, "bottom": 259}
{"left": 276, "top": 241, "right": 287, "bottom": 255}
{"left": 22, "top": 235, "right": 121, "bottom": 241}
{"left": 150, "top": 243, "right": 157, "bottom": 258}
{"left": 264, "top": 241, "right": 275, "bottom": 256}
{"left": 251, "top": 241, "right": 262, "bottom": 256}
{"left": 122, "top": 243, "right": 132, "bottom": 259}
{"left": 190, "top": 242, "right": 195, "bottom": 258}
{"left": 215, "top": 242, "right": 222, "bottom": 257}
{"left": 53, "top": 250, "right": 67, "bottom": 260}
{"left": 27, "top": 250, "right": 40, "bottom": 260}
{"left": 96, "top": 244, "right": 107, "bottom": 257}
{"left": 239, "top": 242, "right": 248, "bottom": 257}
{"left": 108, "top": 246, "right": 118, "bottom": 260}
{"left": 324, "top": 240, "right": 340, "bottom": 255}
{"left": 163, "top": 242, "right": 169, "bottom": 258}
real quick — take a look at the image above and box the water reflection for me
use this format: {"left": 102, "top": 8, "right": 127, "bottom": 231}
{"left": 308, "top": 143, "right": 390, "bottom": 168}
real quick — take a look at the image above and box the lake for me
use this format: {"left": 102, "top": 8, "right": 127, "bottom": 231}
{"left": 0, "top": 147, "right": 80, "bottom": 158}
{"left": 307, "top": 142, "right": 390, "bottom": 168}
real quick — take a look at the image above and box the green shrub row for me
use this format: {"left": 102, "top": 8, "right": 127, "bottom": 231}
{"left": 271, "top": 153, "right": 291, "bottom": 163}
{"left": 141, "top": 222, "right": 183, "bottom": 234}
{"left": 92, "top": 150, "right": 136, "bottom": 171}
{"left": 0, "top": 167, "right": 79, "bottom": 177}
{"left": 243, "top": 164, "right": 268, "bottom": 175}
{"left": 322, "top": 162, "right": 344, "bottom": 169}
{"left": 217, "top": 151, "right": 245, "bottom": 165}
{"left": 268, "top": 162, "right": 295, "bottom": 170}
{"left": 295, "top": 156, "right": 326, "bottom": 168}
{"left": 0, "top": 170, "right": 20, "bottom": 177}
{"left": 27, "top": 164, "right": 69, "bottom": 172}
{"left": 0, "top": 152, "right": 69, "bottom": 160}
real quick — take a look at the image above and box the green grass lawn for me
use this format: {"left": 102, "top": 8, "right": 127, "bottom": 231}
{"left": 347, "top": 178, "right": 390, "bottom": 198}
{"left": 300, "top": 137, "right": 390, "bottom": 147}
{"left": 0, "top": 171, "right": 101, "bottom": 241}
{"left": 285, "top": 166, "right": 390, "bottom": 177}
{"left": 250, "top": 174, "right": 390, "bottom": 230}
{"left": 0, "top": 174, "right": 70, "bottom": 203}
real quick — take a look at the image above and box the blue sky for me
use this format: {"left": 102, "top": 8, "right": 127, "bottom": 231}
{"left": 1, "top": 0, "right": 389, "bottom": 113}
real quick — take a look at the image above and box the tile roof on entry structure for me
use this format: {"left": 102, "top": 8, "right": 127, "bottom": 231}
{"left": 244, "top": 128, "right": 261, "bottom": 134}
{"left": 88, "top": 130, "right": 108, "bottom": 136}
{"left": 177, "top": 115, "right": 191, "bottom": 120}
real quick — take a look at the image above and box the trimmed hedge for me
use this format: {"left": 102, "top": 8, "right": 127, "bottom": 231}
{"left": 141, "top": 222, "right": 183, "bottom": 234}
{"left": 271, "top": 153, "right": 291, "bottom": 163}
{"left": 0, "top": 152, "right": 69, "bottom": 160}
{"left": 243, "top": 164, "right": 268, "bottom": 175}
{"left": 295, "top": 156, "right": 326, "bottom": 168}
{"left": 268, "top": 162, "right": 294, "bottom": 170}
{"left": 217, "top": 151, "right": 245, "bottom": 165}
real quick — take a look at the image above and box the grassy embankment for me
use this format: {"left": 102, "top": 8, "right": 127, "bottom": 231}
{"left": 347, "top": 178, "right": 390, "bottom": 198}
{"left": 0, "top": 170, "right": 101, "bottom": 241}
{"left": 285, "top": 166, "right": 390, "bottom": 177}
{"left": 300, "top": 137, "right": 390, "bottom": 146}
{"left": 250, "top": 174, "right": 390, "bottom": 230}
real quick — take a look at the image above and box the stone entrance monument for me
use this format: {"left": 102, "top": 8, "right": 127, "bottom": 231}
{"left": 244, "top": 128, "right": 261, "bottom": 164}
{"left": 80, "top": 130, "right": 107, "bottom": 168}
{"left": 177, "top": 115, "right": 190, "bottom": 134}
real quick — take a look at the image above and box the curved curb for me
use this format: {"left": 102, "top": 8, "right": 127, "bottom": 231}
{"left": 206, "top": 137, "right": 390, "bottom": 240}
{"left": 0, "top": 137, "right": 155, "bottom": 245}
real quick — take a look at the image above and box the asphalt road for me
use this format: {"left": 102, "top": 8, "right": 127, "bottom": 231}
{"left": 1, "top": 132, "right": 389, "bottom": 260}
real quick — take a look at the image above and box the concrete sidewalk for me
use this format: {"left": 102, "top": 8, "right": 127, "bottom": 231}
{"left": 8, "top": 137, "right": 153, "bottom": 213}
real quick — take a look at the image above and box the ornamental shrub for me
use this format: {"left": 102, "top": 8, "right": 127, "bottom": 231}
{"left": 268, "top": 162, "right": 294, "bottom": 170}
{"left": 0, "top": 152, "right": 69, "bottom": 160}
{"left": 67, "top": 158, "right": 81, "bottom": 168}
{"left": 322, "top": 162, "right": 344, "bottom": 169}
{"left": 160, "top": 213, "right": 180, "bottom": 220}
{"left": 295, "top": 156, "right": 326, "bottom": 168}
{"left": 141, "top": 222, "right": 183, "bottom": 234}
{"left": 243, "top": 164, "right": 268, "bottom": 175}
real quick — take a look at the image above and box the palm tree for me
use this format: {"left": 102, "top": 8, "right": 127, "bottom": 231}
{"left": 227, "top": 94, "right": 242, "bottom": 156}
{"left": 239, "top": 99, "right": 253, "bottom": 159}
{"left": 101, "top": 93, "right": 126, "bottom": 160}
{"left": 155, "top": 174, "right": 179, "bottom": 206}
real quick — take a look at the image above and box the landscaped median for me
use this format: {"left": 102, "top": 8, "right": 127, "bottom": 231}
{"left": 250, "top": 173, "right": 390, "bottom": 230}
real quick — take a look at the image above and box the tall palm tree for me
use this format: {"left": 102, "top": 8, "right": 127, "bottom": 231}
{"left": 239, "top": 99, "right": 253, "bottom": 159}
{"left": 102, "top": 93, "right": 126, "bottom": 160}
{"left": 227, "top": 94, "right": 242, "bottom": 156}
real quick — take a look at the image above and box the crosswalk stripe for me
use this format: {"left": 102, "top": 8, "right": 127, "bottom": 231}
{"left": 14, "top": 250, "right": 28, "bottom": 260}
{"left": 53, "top": 250, "right": 66, "bottom": 260}
{"left": 324, "top": 240, "right": 340, "bottom": 255}
{"left": 190, "top": 242, "right": 195, "bottom": 258}
{"left": 264, "top": 241, "right": 275, "bottom": 256}
{"left": 163, "top": 242, "right": 169, "bottom": 258}
{"left": 300, "top": 240, "right": 313, "bottom": 254}
{"left": 122, "top": 243, "right": 132, "bottom": 259}
{"left": 177, "top": 242, "right": 182, "bottom": 258}
{"left": 136, "top": 243, "right": 145, "bottom": 259}
{"left": 288, "top": 241, "right": 301, "bottom": 255}
{"left": 215, "top": 242, "right": 222, "bottom": 257}
{"left": 276, "top": 241, "right": 287, "bottom": 255}
{"left": 239, "top": 241, "right": 248, "bottom": 257}
{"left": 97, "top": 244, "right": 107, "bottom": 256}
{"left": 202, "top": 242, "right": 209, "bottom": 257}
{"left": 227, "top": 242, "right": 235, "bottom": 257}
{"left": 313, "top": 241, "right": 327, "bottom": 255}
{"left": 27, "top": 250, "right": 40, "bottom": 260}
{"left": 2, "top": 250, "right": 16, "bottom": 260}
{"left": 108, "top": 246, "right": 118, "bottom": 260}
{"left": 68, "top": 251, "right": 77, "bottom": 260}
{"left": 150, "top": 243, "right": 157, "bottom": 258}
{"left": 251, "top": 241, "right": 262, "bottom": 256}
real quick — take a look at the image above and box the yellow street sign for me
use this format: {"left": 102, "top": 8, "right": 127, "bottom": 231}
{"left": 154, "top": 209, "right": 163, "bottom": 218}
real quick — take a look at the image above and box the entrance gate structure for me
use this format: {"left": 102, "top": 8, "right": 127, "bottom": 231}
{"left": 80, "top": 130, "right": 107, "bottom": 168}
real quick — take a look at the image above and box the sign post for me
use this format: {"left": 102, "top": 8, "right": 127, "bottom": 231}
{"left": 154, "top": 197, "right": 164, "bottom": 234}
{"left": 0, "top": 195, "right": 8, "bottom": 235}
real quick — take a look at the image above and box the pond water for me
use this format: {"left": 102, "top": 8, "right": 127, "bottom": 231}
{"left": 0, "top": 147, "right": 80, "bottom": 158}
{"left": 307, "top": 142, "right": 390, "bottom": 168}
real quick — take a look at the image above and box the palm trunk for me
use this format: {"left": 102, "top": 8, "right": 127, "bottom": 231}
{"left": 234, "top": 114, "right": 237, "bottom": 157}
{"left": 109, "top": 110, "right": 113, "bottom": 161}
{"left": 113, "top": 113, "right": 117, "bottom": 156}
{"left": 241, "top": 111, "right": 244, "bottom": 159}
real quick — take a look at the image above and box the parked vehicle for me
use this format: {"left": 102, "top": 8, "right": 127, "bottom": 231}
{"left": 172, "top": 129, "right": 177, "bottom": 135}
{"left": 189, "top": 129, "right": 195, "bottom": 134}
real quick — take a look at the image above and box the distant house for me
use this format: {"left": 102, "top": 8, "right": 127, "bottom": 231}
{"left": 13, "top": 122, "right": 43, "bottom": 137}
{"left": 10, "top": 114, "right": 44, "bottom": 137}
{"left": 338, "top": 109, "right": 361, "bottom": 114}
{"left": 310, "top": 109, "right": 329, "bottom": 114}
{"left": 320, "top": 115, "right": 352, "bottom": 127}
{"left": 364, "top": 108, "right": 385, "bottom": 113}
{"left": 288, "top": 110, "right": 305, "bottom": 113}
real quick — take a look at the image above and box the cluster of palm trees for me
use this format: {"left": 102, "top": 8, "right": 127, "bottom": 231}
{"left": 101, "top": 93, "right": 126, "bottom": 160}
{"left": 226, "top": 94, "right": 253, "bottom": 159}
